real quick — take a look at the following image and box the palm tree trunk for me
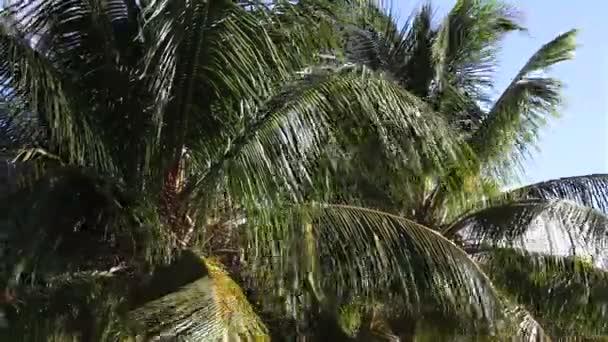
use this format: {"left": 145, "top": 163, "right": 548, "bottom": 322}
{"left": 159, "top": 151, "right": 194, "bottom": 247}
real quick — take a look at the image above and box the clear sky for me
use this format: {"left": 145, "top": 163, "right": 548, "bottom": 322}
{"left": 395, "top": 0, "right": 608, "bottom": 185}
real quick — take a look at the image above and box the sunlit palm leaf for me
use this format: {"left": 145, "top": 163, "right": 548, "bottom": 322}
{"left": 129, "top": 257, "right": 268, "bottom": 341}
{"left": 445, "top": 199, "right": 608, "bottom": 261}
{"left": 189, "top": 66, "right": 472, "bottom": 214}
{"left": 246, "top": 203, "right": 505, "bottom": 330}
{"left": 469, "top": 30, "right": 577, "bottom": 176}
{"left": 504, "top": 174, "right": 608, "bottom": 214}
{"left": 432, "top": 0, "right": 524, "bottom": 105}
{"left": 344, "top": 3, "right": 435, "bottom": 99}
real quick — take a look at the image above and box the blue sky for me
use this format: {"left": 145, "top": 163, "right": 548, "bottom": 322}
{"left": 395, "top": 0, "right": 608, "bottom": 185}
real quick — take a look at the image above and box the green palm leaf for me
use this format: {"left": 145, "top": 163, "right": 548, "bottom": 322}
{"left": 0, "top": 6, "right": 116, "bottom": 173}
{"left": 343, "top": 3, "right": 436, "bottom": 99}
{"left": 469, "top": 29, "right": 578, "bottom": 176}
{"left": 445, "top": 199, "right": 608, "bottom": 262}
{"left": 129, "top": 257, "right": 268, "bottom": 341}
{"left": 433, "top": 0, "right": 524, "bottom": 105}
{"left": 246, "top": 203, "right": 505, "bottom": 331}
{"left": 186, "top": 66, "right": 473, "bottom": 218}
{"left": 141, "top": 0, "right": 293, "bottom": 161}
{"left": 504, "top": 174, "right": 608, "bottom": 214}
{"left": 479, "top": 248, "right": 608, "bottom": 337}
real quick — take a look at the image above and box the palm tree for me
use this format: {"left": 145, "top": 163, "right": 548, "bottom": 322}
{"left": 0, "top": 0, "right": 518, "bottom": 340}
{"left": 320, "top": 0, "right": 608, "bottom": 339}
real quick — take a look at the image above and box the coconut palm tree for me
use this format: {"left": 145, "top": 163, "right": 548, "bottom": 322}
{"left": 320, "top": 1, "right": 608, "bottom": 339}
{"left": 0, "top": 0, "right": 519, "bottom": 340}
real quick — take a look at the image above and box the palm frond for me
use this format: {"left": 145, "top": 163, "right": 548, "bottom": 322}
{"left": 469, "top": 30, "right": 578, "bottom": 176}
{"left": 395, "top": 4, "right": 435, "bottom": 99}
{"left": 186, "top": 66, "right": 472, "bottom": 215}
{"left": 503, "top": 174, "right": 608, "bottom": 214}
{"left": 445, "top": 199, "right": 608, "bottom": 262}
{"left": 2, "top": 0, "right": 155, "bottom": 188}
{"left": 344, "top": 3, "right": 436, "bottom": 99}
{"left": 141, "top": 0, "right": 293, "bottom": 167}
{"left": 432, "top": 0, "right": 524, "bottom": 105}
{"left": 245, "top": 203, "right": 505, "bottom": 331}
{"left": 0, "top": 100, "right": 47, "bottom": 152}
{"left": 131, "top": 276, "right": 225, "bottom": 341}
{"left": 129, "top": 256, "right": 268, "bottom": 341}
{"left": 479, "top": 248, "right": 608, "bottom": 337}
{"left": 0, "top": 8, "right": 117, "bottom": 173}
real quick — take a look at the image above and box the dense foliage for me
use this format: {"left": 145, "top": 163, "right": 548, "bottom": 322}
{"left": 0, "top": 0, "right": 607, "bottom": 341}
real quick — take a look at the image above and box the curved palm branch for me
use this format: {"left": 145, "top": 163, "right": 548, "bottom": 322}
{"left": 245, "top": 203, "right": 506, "bottom": 331}
{"left": 478, "top": 248, "right": 608, "bottom": 337}
{"left": 129, "top": 257, "right": 268, "bottom": 341}
{"left": 469, "top": 29, "right": 578, "bottom": 177}
{"left": 343, "top": 3, "right": 435, "bottom": 98}
{"left": 0, "top": 6, "right": 116, "bottom": 173}
{"left": 444, "top": 199, "right": 608, "bottom": 263}
{"left": 432, "top": 30, "right": 579, "bottom": 226}
{"left": 446, "top": 174, "right": 608, "bottom": 259}
{"left": 503, "top": 174, "right": 608, "bottom": 214}
{"left": 190, "top": 66, "right": 473, "bottom": 210}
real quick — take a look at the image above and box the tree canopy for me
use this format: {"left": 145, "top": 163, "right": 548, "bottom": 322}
{"left": 0, "top": 0, "right": 605, "bottom": 341}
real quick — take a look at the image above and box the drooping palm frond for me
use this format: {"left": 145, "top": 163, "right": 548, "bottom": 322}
{"left": 478, "top": 248, "right": 608, "bottom": 338}
{"left": 129, "top": 255, "right": 268, "bottom": 341}
{"left": 425, "top": 30, "right": 579, "bottom": 229}
{"left": 469, "top": 29, "right": 578, "bottom": 177}
{"left": 0, "top": 6, "right": 118, "bottom": 174}
{"left": 0, "top": 100, "right": 47, "bottom": 152}
{"left": 245, "top": 203, "right": 506, "bottom": 332}
{"left": 444, "top": 199, "right": 608, "bottom": 263}
{"left": 503, "top": 174, "right": 608, "bottom": 214}
{"left": 184, "top": 65, "right": 474, "bottom": 224}
{"left": 444, "top": 175, "right": 608, "bottom": 261}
